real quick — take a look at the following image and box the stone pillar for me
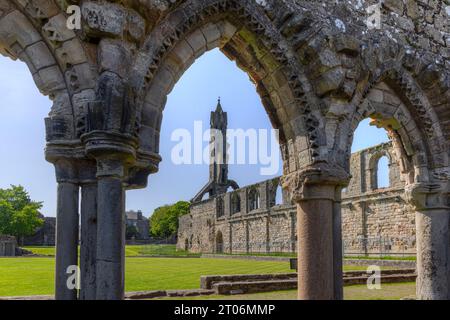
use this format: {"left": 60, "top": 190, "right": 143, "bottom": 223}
{"left": 290, "top": 212, "right": 296, "bottom": 253}
{"left": 95, "top": 159, "right": 126, "bottom": 300}
{"left": 296, "top": 183, "right": 336, "bottom": 299}
{"left": 333, "top": 187, "right": 344, "bottom": 300}
{"left": 407, "top": 182, "right": 450, "bottom": 300}
{"left": 79, "top": 182, "right": 97, "bottom": 300}
{"left": 55, "top": 181, "right": 79, "bottom": 300}
{"left": 282, "top": 165, "right": 349, "bottom": 300}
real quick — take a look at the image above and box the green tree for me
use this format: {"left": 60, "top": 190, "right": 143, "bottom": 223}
{"left": 150, "top": 201, "right": 190, "bottom": 238}
{"left": 0, "top": 185, "right": 43, "bottom": 242}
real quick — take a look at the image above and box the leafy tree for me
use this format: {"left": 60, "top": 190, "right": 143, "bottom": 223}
{"left": 150, "top": 201, "right": 190, "bottom": 238}
{"left": 0, "top": 185, "right": 43, "bottom": 242}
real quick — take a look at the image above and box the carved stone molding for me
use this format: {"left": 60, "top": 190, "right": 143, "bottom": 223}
{"left": 405, "top": 182, "right": 450, "bottom": 211}
{"left": 281, "top": 162, "right": 351, "bottom": 203}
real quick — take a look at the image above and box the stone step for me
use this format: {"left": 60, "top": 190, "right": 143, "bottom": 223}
{"left": 125, "top": 289, "right": 215, "bottom": 300}
{"left": 211, "top": 273, "right": 417, "bottom": 295}
{"left": 202, "top": 269, "right": 416, "bottom": 290}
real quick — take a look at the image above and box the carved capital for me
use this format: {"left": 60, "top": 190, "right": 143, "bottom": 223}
{"left": 81, "top": 130, "right": 137, "bottom": 162}
{"left": 53, "top": 158, "right": 78, "bottom": 184}
{"left": 96, "top": 158, "right": 125, "bottom": 179}
{"left": 405, "top": 182, "right": 450, "bottom": 211}
{"left": 53, "top": 158, "right": 97, "bottom": 184}
{"left": 281, "top": 162, "right": 350, "bottom": 203}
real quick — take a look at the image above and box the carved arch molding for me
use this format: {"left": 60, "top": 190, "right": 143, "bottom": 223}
{"left": 0, "top": 0, "right": 448, "bottom": 192}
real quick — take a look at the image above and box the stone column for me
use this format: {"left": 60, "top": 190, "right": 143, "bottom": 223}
{"left": 282, "top": 165, "right": 349, "bottom": 300}
{"left": 79, "top": 182, "right": 97, "bottom": 300}
{"left": 407, "top": 182, "right": 450, "bottom": 300}
{"left": 55, "top": 181, "right": 79, "bottom": 300}
{"left": 95, "top": 159, "right": 126, "bottom": 300}
{"left": 333, "top": 187, "right": 344, "bottom": 300}
{"left": 296, "top": 183, "right": 336, "bottom": 299}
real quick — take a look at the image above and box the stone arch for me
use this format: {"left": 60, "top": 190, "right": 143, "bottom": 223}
{"left": 367, "top": 148, "right": 392, "bottom": 190}
{"left": 346, "top": 77, "right": 443, "bottom": 187}
{"left": 130, "top": 0, "right": 324, "bottom": 175}
{"left": 247, "top": 187, "right": 260, "bottom": 211}
{"left": 215, "top": 230, "right": 223, "bottom": 253}
{"left": 0, "top": 1, "right": 98, "bottom": 142}
{"left": 230, "top": 192, "right": 240, "bottom": 215}
{"left": 216, "top": 196, "right": 224, "bottom": 218}
{"left": 343, "top": 60, "right": 450, "bottom": 300}
{"left": 345, "top": 42, "right": 450, "bottom": 182}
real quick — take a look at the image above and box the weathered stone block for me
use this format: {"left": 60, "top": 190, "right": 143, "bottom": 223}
{"left": 82, "top": 2, "right": 126, "bottom": 38}
{"left": 0, "top": 10, "right": 41, "bottom": 49}
{"left": 25, "top": 41, "right": 56, "bottom": 70}
{"left": 42, "top": 14, "right": 76, "bottom": 44}
{"left": 98, "top": 39, "right": 134, "bottom": 78}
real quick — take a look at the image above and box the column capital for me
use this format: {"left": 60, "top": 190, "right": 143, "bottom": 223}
{"left": 281, "top": 162, "right": 350, "bottom": 203}
{"left": 96, "top": 158, "right": 125, "bottom": 179}
{"left": 405, "top": 181, "right": 450, "bottom": 211}
{"left": 53, "top": 158, "right": 79, "bottom": 184}
{"left": 53, "top": 158, "right": 97, "bottom": 184}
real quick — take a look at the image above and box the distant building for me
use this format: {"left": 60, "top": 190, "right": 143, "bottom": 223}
{"left": 0, "top": 235, "right": 17, "bottom": 256}
{"left": 23, "top": 215, "right": 56, "bottom": 246}
{"left": 125, "top": 210, "right": 149, "bottom": 240}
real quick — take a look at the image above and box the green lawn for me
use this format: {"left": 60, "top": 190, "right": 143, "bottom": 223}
{"left": 0, "top": 257, "right": 292, "bottom": 297}
{"left": 0, "top": 257, "right": 376, "bottom": 297}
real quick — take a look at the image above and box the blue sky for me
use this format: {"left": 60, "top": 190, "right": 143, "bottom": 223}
{"left": 0, "top": 48, "right": 389, "bottom": 217}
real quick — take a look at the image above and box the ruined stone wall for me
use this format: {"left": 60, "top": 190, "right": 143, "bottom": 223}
{"left": 341, "top": 142, "right": 415, "bottom": 255}
{"left": 178, "top": 142, "right": 416, "bottom": 256}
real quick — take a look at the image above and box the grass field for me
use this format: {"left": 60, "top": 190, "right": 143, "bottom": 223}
{"left": 0, "top": 257, "right": 292, "bottom": 296}
{"left": 0, "top": 257, "right": 378, "bottom": 297}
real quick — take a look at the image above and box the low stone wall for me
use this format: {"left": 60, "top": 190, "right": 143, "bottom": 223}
{"left": 344, "top": 259, "right": 415, "bottom": 269}
{"left": 201, "top": 273, "right": 296, "bottom": 290}
{"left": 202, "top": 269, "right": 417, "bottom": 295}
{"left": 201, "top": 253, "right": 291, "bottom": 262}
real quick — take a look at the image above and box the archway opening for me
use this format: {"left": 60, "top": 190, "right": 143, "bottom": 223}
{"left": 215, "top": 231, "right": 224, "bottom": 254}
{"left": 248, "top": 188, "right": 260, "bottom": 212}
{"left": 274, "top": 183, "right": 283, "bottom": 206}
{"left": 343, "top": 112, "right": 415, "bottom": 259}
{"left": 376, "top": 156, "right": 390, "bottom": 189}
{"left": 0, "top": 57, "right": 56, "bottom": 219}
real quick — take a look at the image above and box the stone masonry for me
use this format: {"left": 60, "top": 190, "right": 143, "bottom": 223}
{"left": 178, "top": 141, "right": 415, "bottom": 255}
{"left": 1, "top": 0, "right": 449, "bottom": 300}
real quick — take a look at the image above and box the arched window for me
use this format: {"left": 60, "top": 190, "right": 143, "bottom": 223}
{"left": 231, "top": 192, "right": 241, "bottom": 214}
{"left": 377, "top": 155, "right": 390, "bottom": 188}
{"left": 275, "top": 184, "right": 283, "bottom": 206}
{"left": 248, "top": 188, "right": 260, "bottom": 211}
{"left": 216, "top": 231, "right": 224, "bottom": 253}
{"left": 216, "top": 197, "right": 224, "bottom": 218}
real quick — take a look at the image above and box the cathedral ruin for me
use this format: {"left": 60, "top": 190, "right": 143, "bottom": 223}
{"left": 178, "top": 103, "right": 415, "bottom": 256}
{"left": 1, "top": 0, "right": 449, "bottom": 300}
